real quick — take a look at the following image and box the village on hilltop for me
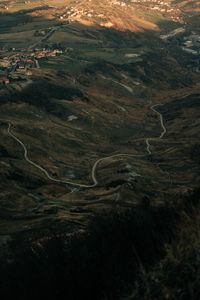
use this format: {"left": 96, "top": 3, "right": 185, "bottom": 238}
{"left": 53, "top": 0, "right": 183, "bottom": 24}
{"left": 0, "top": 47, "right": 63, "bottom": 85}
{"left": 0, "top": 0, "right": 199, "bottom": 86}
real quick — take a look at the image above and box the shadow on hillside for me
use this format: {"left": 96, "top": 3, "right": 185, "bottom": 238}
{"left": 0, "top": 14, "right": 197, "bottom": 117}
{"left": 0, "top": 6, "right": 53, "bottom": 34}
{"left": 1, "top": 189, "right": 200, "bottom": 300}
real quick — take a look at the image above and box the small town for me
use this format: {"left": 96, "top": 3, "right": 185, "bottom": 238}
{"left": 130, "top": 0, "right": 182, "bottom": 23}
{"left": 54, "top": 0, "right": 182, "bottom": 24}
{"left": 55, "top": 6, "right": 107, "bottom": 22}
{"left": 0, "top": 47, "right": 63, "bottom": 85}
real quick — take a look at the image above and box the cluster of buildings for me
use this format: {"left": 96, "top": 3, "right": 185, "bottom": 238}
{"left": 130, "top": 0, "right": 182, "bottom": 23}
{"left": 52, "top": 0, "right": 183, "bottom": 25}
{"left": 181, "top": 35, "right": 200, "bottom": 72}
{"left": 0, "top": 47, "right": 63, "bottom": 85}
{"left": 56, "top": 6, "right": 107, "bottom": 22}
{"left": 181, "top": 35, "right": 200, "bottom": 57}
{"left": 55, "top": 0, "right": 182, "bottom": 24}
{"left": 110, "top": 1, "right": 127, "bottom": 6}
{"left": 161, "top": 29, "right": 200, "bottom": 56}
{"left": 161, "top": 29, "right": 200, "bottom": 72}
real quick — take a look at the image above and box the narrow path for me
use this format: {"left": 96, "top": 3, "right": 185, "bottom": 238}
{"left": 99, "top": 74, "right": 134, "bottom": 95}
{"left": 6, "top": 104, "right": 166, "bottom": 188}
{"left": 112, "top": 80, "right": 134, "bottom": 94}
{"left": 28, "top": 28, "right": 56, "bottom": 49}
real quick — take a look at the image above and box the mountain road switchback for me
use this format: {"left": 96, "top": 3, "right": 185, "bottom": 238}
{"left": 6, "top": 102, "right": 167, "bottom": 188}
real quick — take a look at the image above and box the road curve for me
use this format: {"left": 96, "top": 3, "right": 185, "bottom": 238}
{"left": 145, "top": 104, "right": 166, "bottom": 155}
{"left": 7, "top": 123, "right": 146, "bottom": 188}
{"left": 8, "top": 123, "right": 96, "bottom": 188}
{"left": 6, "top": 103, "right": 166, "bottom": 188}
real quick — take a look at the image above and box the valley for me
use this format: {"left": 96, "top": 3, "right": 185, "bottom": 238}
{"left": 0, "top": 0, "right": 199, "bottom": 240}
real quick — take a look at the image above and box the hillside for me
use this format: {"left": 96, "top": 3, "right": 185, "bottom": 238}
{"left": 0, "top": 0, "right": 199, "bottom": 290}
{"left": 0, "top": 0, "right": 200, "bottom": 299}
{"left": 0, "top": 0, "right": 199, "bottom": 233}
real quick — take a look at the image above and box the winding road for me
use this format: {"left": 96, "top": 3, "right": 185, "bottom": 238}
{"left": 6, "top": 103, "right": 167, "bottom": 188}
{"left": 145, "top": 104, "right": 166, "bottom": 155}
